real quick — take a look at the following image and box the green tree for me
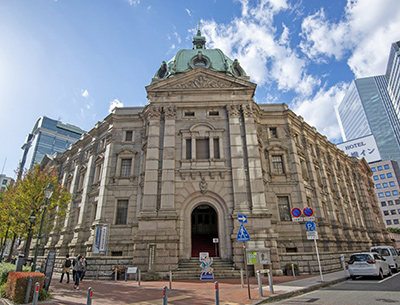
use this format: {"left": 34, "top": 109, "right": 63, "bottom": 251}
{"left": 387, "top": 227, "right": 400, "bottom": 234}
{"left": 0, "top": 164, "right": 70, "bottom": 260}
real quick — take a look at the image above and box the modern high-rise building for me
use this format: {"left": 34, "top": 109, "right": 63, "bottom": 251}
{"left": 19, "top": 116, "right": 85, "bottom": 176}
{"left": 0, "top": 174, "right": 13, "bottom": 192}
{"left": 386, "top": 41, "right": 400, "bottom": 119}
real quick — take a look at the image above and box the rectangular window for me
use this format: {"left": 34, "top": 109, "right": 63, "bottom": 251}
{"left": 380, "top": 174, "right": 386, "bottom": 179}
{"left": 386, "top": 220, "right": 392, "bottom": 225}
{"left": 196, "top": 139, "right": 210, "bottom": 159}
{"left": 209, "top": 111, "right": 219, "bottom": 116}
{"left": 394, "top": 219, "right": 399, "bottom": 224}
{"left": 186, "top": 139, "right": 192, "bottom": 159}
{"left": 378, "top": 193, "right": 384, "bottom": 197}
{"left": 373, "top": 175, "right": 379, "bottom": 180}
{"left": 269, "top": 127, "right": 278, "bottom": 138}
{"left": 116, "top": 200, "right": 128, "bottom": 225}
{"left": 213, "top": 138, "right": 220, "bottom": 159}
{"left": 384, "top": 210, "right": 389, "bottom": 215}
{"left": 385, "top": 191, "right": 391, "bottom": 197}
{"left": 381, "top": 201, "right": 387, "bottom": 207}
{"left": 125, "top": 130, "right": 133, "bottom": 142}
{"left": 383, "top": 183, "right": 388, "bottom": 188}
{"left": 393, "top": 191, "right": 399, "bottom": 195}
{"left": 376, "top": 184, "right": 382, "bottom": 189}
{"left": 395, "top": 200, "right": 400, "bottom": 205}
{"left": 272, "top": 155, "right": 284, "bottom": 174}
{"left": 2, "top": 180, "right": 7, "bottom": 185}
{"left": 387, "top": 173, "right": 393, "bottom": 178}
{"left": 120, "top": 159, "right": 132, "bottom": 178}
{"left": 384, "top": 164, "right": 390, "bottom": 169}
{"left": 378, "top": 166, "right": 383, "bottom": 171}
{"left": 388, "top": 200, "right": 394, "bottom": 206}
{"left": 371, "top": 167, "right": 376, "bottom": 172}
{"left": 184, "top": 111, "right": 195, "bottom": 117}
{"left": 278, "top": 196, "right": 291, "bottom": 221}
{"left": 391, "top": 209, "right": 397, "bottom": 215}
{"left": 390, "top": 181, "right": 395, "bottom": 187}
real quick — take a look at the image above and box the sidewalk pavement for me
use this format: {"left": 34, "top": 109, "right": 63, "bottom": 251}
{"left": 2, "top": 270, "right": 349, "bottom": 305}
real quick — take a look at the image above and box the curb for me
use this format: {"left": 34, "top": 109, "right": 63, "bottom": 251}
{"left": 252, "top": 277, "right": 349, "bottom": 304}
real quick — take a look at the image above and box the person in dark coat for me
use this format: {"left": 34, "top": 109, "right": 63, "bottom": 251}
{"left": 73, "top": 255, "right": 84, "bottom": 290}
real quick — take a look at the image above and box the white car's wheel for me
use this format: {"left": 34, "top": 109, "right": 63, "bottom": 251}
{"left": 388, "top": 268, "right": 393, "bottom": 277}
{"left": 378, "top": 269, "right": 384, "bottom": 280}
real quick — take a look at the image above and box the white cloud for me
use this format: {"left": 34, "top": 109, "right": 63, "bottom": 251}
{"left": 128, "top": 0, "right": 140, "bottom": 5}
{"left": 185, "top": 8, "right": 191, "bottom": 17}
{"left": 300, "top": 0, "right": 400, "bottom": 77}
{"left": 81, "top": 89, "right": 89, "bottom": 98}
{"left": 292, "top": 83, "right": 349, "bottom": 141}
{"left": 109, "top": 99, "right": 124, "bottom": 113}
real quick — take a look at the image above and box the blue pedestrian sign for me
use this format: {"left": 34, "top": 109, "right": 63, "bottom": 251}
{"left": 237, "top": 224, "right": 250, "bottom": 242}
{"left": 305, "top": 221, "right": 316, "bottom": 231}
{"left": 238, "top": 215, "right": 247, "bottom": 223}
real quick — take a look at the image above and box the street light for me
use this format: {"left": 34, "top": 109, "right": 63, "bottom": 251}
{"left": 31, "top": 183, "right": 54, "bottom": 271}
{"left": 24, "top": 211, "right": 36, "bottom": 261}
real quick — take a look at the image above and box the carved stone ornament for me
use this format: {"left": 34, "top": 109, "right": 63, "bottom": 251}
{"left": 171, "top": 75, "right": 238, "bottom": 89}
{"left": 200, "top": 177, "right": 208, "bottom": 194}
{"left": 148, "top": 106, "right": 161, "bottom": 118}
{"left": 164, "top": 105, "right": 176, "bottom": 118}
{"left": 226, "top": 104, "right": 240, "bottom": 117}
{"left": 242, "top": 104, "right": 253, "bottom": 117}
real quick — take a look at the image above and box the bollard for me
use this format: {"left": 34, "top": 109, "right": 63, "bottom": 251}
{"left": 162, "top": 286, "right": 168, "bottom": 305}
{"left": 32, "top": 282, "right": 40, "bottom": 305}
{"left": 114, "top": 268, "right": 118, "bottom": 282}
{"left": 291, "top": 263, "right": 296, "bottom": 279}
{"left": 215, "top": 281, "right": 219, "bottom": 305}
{"left": 268, "top": 269, "right": 274, "bottom": 294}
{"left": 341, "top": 254, "right": 347, "bottom": 277}
{"left": 169, "top": 270, "right": 172, "bottom": 290}
{"left": 125, "top": 271, "right": 128, "bottom": 282}
{"left": 86, "top": 287, "right": 93, "bottom": 305}
{"left": 257, "top": 271, "right": 263, "bottom": 297}
{"left": 96, "top": 266, "right": 100, "bottom": 280}
{"left": 24, "top": 275, "right": 33, "bottom": 304}
{"left": 240, "top": 269, "right": 244, "bottom": 288}
{"left": 138, "top": 269, "right": 141, "bottom": 286}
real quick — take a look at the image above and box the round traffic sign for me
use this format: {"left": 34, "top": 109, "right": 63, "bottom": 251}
{"left": 303, "top": 207, "right": 313, "bottom": 217}
{"left": 305, "top": 221, "right": 316, "bottom": 231}
{"left": 291, "top": 208, "right": 302, "bottom": 218}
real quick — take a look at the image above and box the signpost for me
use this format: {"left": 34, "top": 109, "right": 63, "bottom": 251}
{"left": 236, "top": 217, "right": 251, "bottom": 299}
{"left": 213, "top": 238, "right": 219, "bottom": 257}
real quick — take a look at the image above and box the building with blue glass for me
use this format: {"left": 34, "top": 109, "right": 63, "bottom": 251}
{"left": 19, "top": 116, "right": 85, "bottom": 176}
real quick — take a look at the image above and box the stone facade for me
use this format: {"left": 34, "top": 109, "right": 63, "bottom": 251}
{"left": 41, "top": 37, "right": 391, "bottom": 277}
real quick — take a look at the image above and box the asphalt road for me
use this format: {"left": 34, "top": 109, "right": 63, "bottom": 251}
{"left": 271, "top": 272, "right": 400, "bottom": 305}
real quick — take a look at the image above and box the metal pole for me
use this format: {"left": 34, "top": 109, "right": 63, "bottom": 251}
{"left": 86, "top": 287, "right": 93, "bottom": 305}
{"left": 24, "top": 275, "right": 33, "bottom": 304}
{"left": 138, "top": 269, "right": 141, "bottom": 286}
{"left": 32, "top": 282, "right": 40, "bottom": 305}
{"left": 169, "top": 270, "right": 172, "bottom": 290}
{"left": 243, "top": 243, "right": 251, "bottom": 299}
{"left": 268, "top": 269, "right": 274, "bottom": 294}
{"left": 314, "top": 238, "right": 324, "bottom": 282}
{"left": 114, "top": 268, "right": 118, "bottom": 281}
{"left": 215, "top": 281, "right": 219, "bottom": 305}
{"left": 291, "top": 263, "right": 295, "bottom": 279}
{"left": 240, "top": 269, "right": 244, "bottom": 288}
{"left": 162, "top": 286, "right": 168, "bottom": 305}
{"left": 257, "top": 271, "right": 263, "bottom": 297}
{"left": 32, "top": 203, "right": 48, "bottom": 271}
{"left": 341, "top": 254, "right": 347, "bottom": 277}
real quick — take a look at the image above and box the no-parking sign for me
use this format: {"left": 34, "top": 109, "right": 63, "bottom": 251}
{"left": 303, "top": 207, "right": 313, "bottom": 217}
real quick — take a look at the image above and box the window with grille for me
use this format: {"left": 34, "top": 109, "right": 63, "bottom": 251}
{"left": 196, "top": 139, "right": 210, "bottom": 159}
{"left": 120, "top": 159, "right": 132, "bottom": 177}
{"left": 125, "top": 130, "right": 133, "bottom": 142}
{"left": 278, "top": 196, "right": 291, "bottom": 221}
{"left": 116, "top": 200, "right": 128, "bottom": 225}
{"left": 272, "top": 155, "right": 284, "bottom": 174}
{"left": 269, "top": 127, "right": 278, "bottom": 138}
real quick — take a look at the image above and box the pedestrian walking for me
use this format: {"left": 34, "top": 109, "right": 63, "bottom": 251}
{"left": 73, "top": 255, "right": 84, "bottom": 290}
{"left": 80, "top": 256, "right": 87, "bottom": 281}
{"left": 59, "top": 254, "right": 71, "bottom": 283}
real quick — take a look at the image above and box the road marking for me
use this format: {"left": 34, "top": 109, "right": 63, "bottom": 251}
{"left": 128, "top": 295, "right": 191, "bottom": 304}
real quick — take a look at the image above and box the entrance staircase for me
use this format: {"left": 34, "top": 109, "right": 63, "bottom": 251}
{"left": 172, "top": 258, "right": 242, "bottom": 280}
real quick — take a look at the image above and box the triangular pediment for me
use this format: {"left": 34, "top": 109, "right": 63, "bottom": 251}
{"left": 146, "top": 68, "right": 256, "bottom": 93}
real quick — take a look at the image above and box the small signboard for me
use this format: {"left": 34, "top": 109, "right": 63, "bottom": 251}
{"left": 257, "top": 250, "right": 270, "bottom": 264}
{"left": 292, "top": 217, "right": 304, "bottom": 222}
{"left": 247, "top": 251, "right": 257, "bottom": 265}
{"left": 200, "top": 257, "right": 214, "bottom": 280}
{"left": 213, "top": 238, "right": 219, "bottom": 243}
{"left": 237, "top": 224, "right": 250, "bottom": 242}
{"left": 306, "top": 231, "right": 319, "bottom": 240}
{"left": 305, "top": 221, "right": 316, "bottom": 231}
{"left": 127, "top": 267, "right": 137, "bottom": 274}
{"left": 246, "top": 249, "right": 271, "bottom": 265}
{"left": 44, "top": 251, "right": 56, "bottom": 291}
{"left": 238, "top": 215, "right": 248, "bottom": 223}
{"left": 304, "top": 216, "right": 315, "bottom": 221}
{"left": 199, "top": 252, "right": 209, "bottom": 262}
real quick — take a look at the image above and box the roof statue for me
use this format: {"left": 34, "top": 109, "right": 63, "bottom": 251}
{"left": 153, "top": 24, "right": 248, "bottom": 82}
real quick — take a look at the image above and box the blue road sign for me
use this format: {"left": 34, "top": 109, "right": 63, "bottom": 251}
{"left": 238, "top": 215, "right": 247, "bottom": 223}
{"left": 237, "top": 224, "right": 250, "bottom": 242}
{"left": 303, "top": 207, "right": 313, "bottom": 217}
{"left": 291, "top": 208, "right": 301, "bottom": 217}
{"left": 305, "top": 221, "right": 316, "bottom": 231}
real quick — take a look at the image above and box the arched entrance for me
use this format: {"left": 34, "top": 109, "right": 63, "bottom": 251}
{"left": 191, "top": 205, "right": 219, "bottom": 257}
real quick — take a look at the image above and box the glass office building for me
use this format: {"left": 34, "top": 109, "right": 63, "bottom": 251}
{"left": 20, "top": 116, "right": 85, "bottom": 175}
{"left": 386, "top": 41, "right": 400, "bottom": 120}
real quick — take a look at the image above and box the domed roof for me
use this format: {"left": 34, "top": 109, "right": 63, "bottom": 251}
{"left": 153, "top": 26, "right": 248, "bottom": 82}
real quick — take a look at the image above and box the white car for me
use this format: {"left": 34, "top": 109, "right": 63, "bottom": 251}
{"left": 348, "top": 252, "right": 392, "bottom": 280}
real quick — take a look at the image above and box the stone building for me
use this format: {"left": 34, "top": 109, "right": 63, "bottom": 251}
{"left": 42, "top": 29, "right": 390, "bottom": 277}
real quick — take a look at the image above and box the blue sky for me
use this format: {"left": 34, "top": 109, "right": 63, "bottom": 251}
{"left": 1, "top": 0, "right": 399, "bottom": 178}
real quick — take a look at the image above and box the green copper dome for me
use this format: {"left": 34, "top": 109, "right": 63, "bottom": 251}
{"left": 153, "top": 26, "right": 248, "bottom": 82}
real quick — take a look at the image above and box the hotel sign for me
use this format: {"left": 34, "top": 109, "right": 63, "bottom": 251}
{"left": 337, "top": 134, "right": 381, "bottom": 163}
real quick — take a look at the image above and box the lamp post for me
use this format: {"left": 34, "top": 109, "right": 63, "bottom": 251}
{"left": 31, "top": 183, "right": 54, "bottom": 271}
{"left": 24, "top": 212, "right": 36, "bottom": 262}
